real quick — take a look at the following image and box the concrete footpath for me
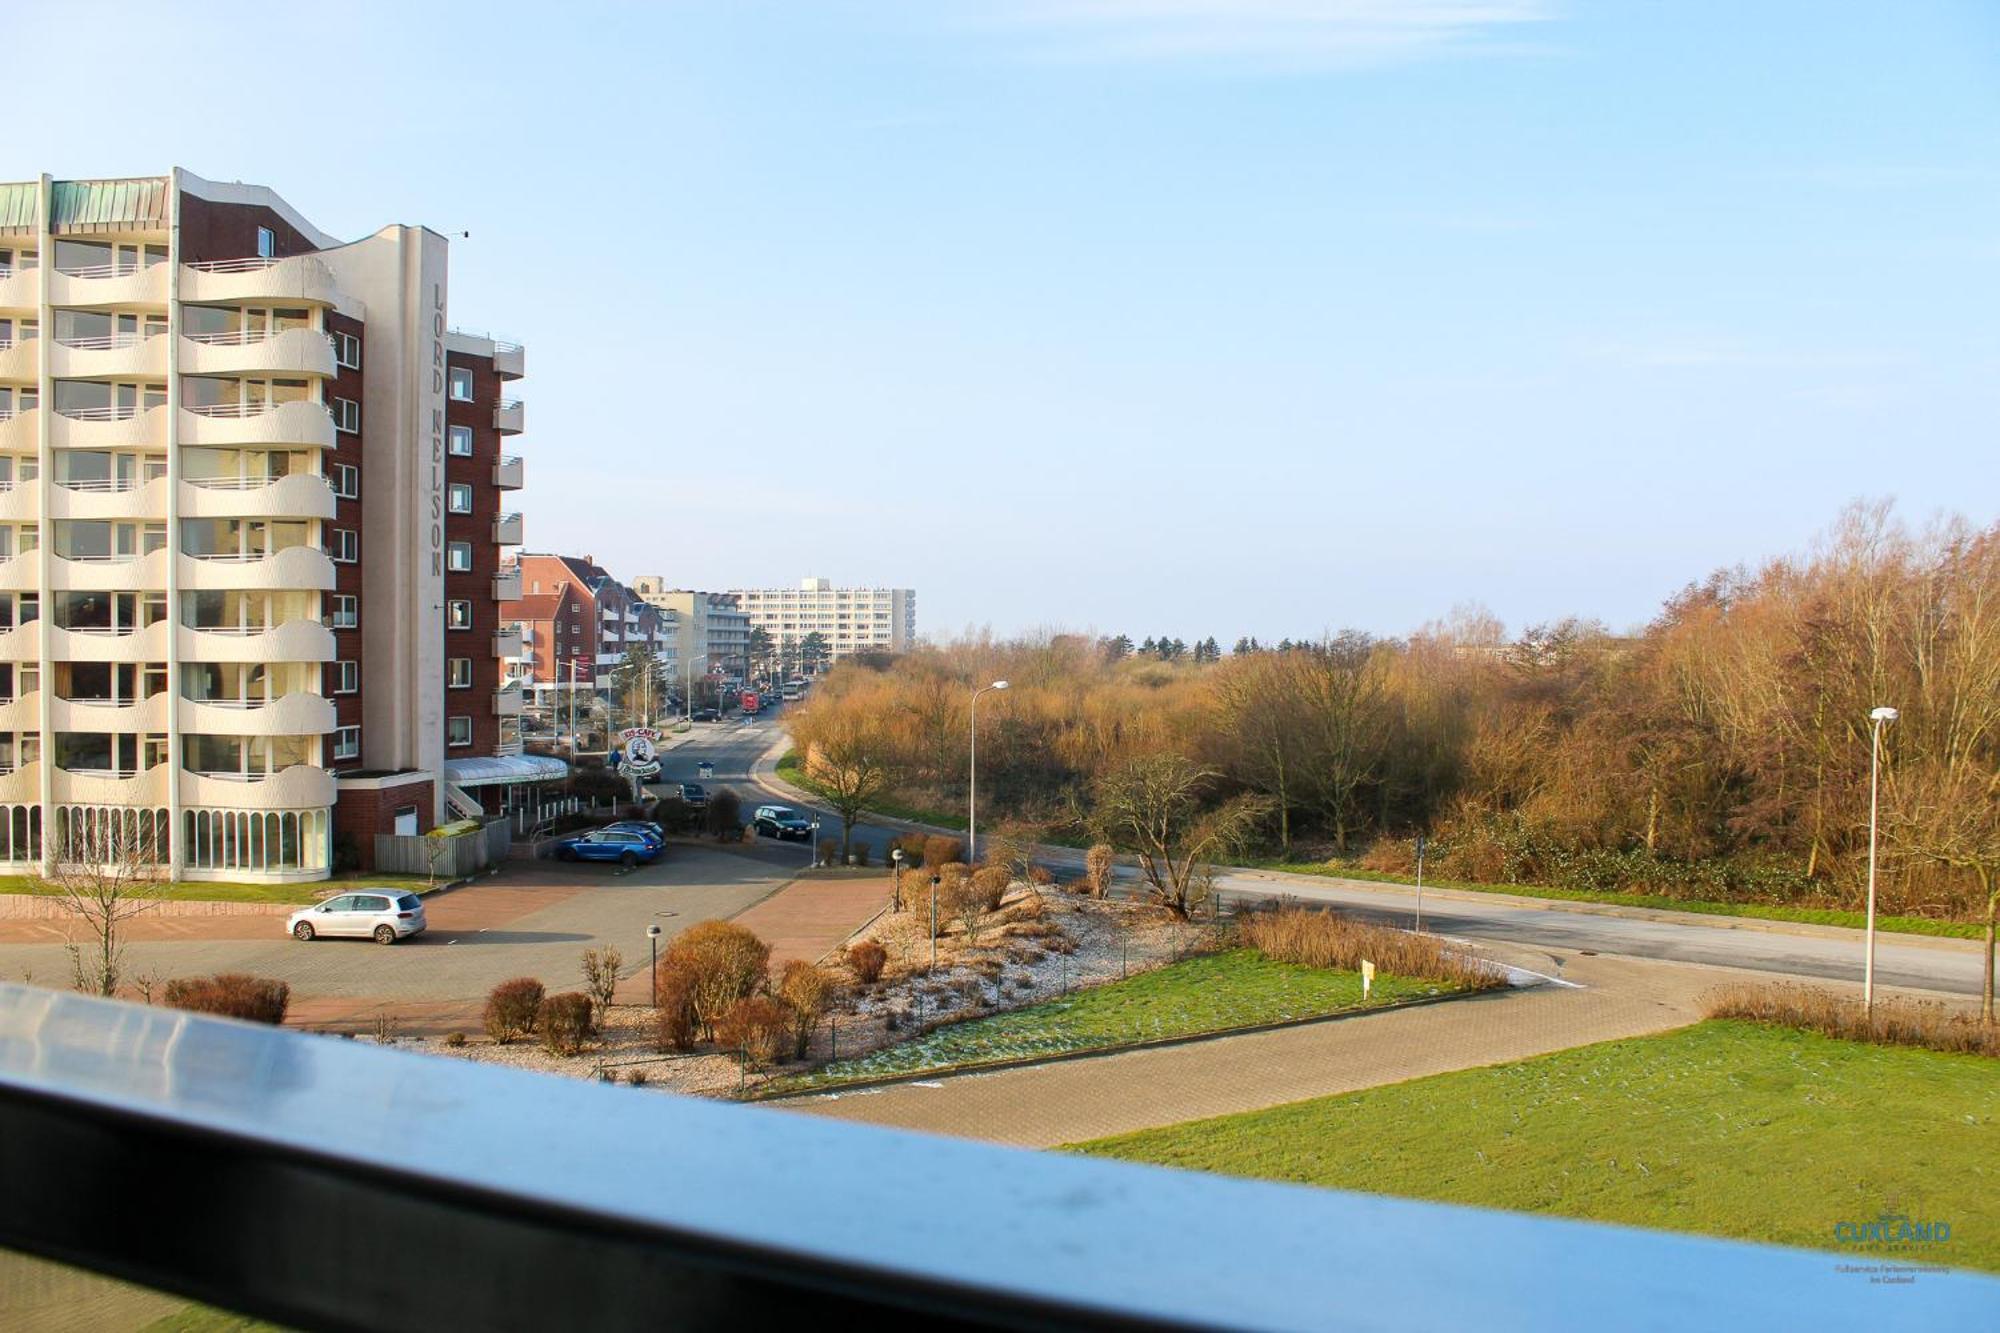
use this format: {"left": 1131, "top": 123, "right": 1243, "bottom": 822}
{"left": 780, "top": 954, "right": 1858, "bottom": 1149}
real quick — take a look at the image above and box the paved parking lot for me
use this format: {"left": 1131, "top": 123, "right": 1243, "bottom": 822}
{"left": 0, "top": 843, "right": 804, "bottom": 1034}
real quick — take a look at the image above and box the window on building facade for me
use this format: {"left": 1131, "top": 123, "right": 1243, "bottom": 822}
{"left": 332, "top": 398, "right": 360, "bottom": 433}
{"left": 332, "top": 463, "right": 359, "bottom": 499}
{"left": 256, "top": 226, "right": 275, "bottom": 259}
{"left": 448, "top": 658, "right": 473, "bottom": 689}
{"left": 328, "top": 529, "right": 357, "bottom": 563}
{"left": 333, "top": 331, "right": 361, "bottom": 369}
{"left": 448, "top": 425, "right": 473, "bottom": 457}
{"left": 448, "top": 367, "right": 474, "bottom": 402}
{"left": 330, "top": 594, "right": 358, "bottom": 629}
{"left": 334, "top": 660, "right": 358, "bottom": 694}
{"left": 447, "top": 600, "right": 472, "bottom": 630}
{"left": 447, "top": 716, "right": 472, "bottom": 747}
{"left": 447, "top": 541, "right": 472, "bottom": 573}
{"left": 447, "top": 483, "right": 472, "bottom": 514}
{"left": 332, "top": 726, "right": 360, "bottom": 761}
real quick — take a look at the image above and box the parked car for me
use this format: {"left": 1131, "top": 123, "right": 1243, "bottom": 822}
{"left": 753, "top": 805, "right": 815, "bottom": 841}
{"left": 552, "top": 829, "right": 662, "bottom": 867}
{"left": 678, "top": 783, "right": 709, "bottom": 808}
{"left": 604, "top": 820, "right": 667, "bottom": 843}
{"left": 288, "top": 891, "right": 427, "bottom": 945}
{"left": 691, "top": 707, "right": 720, "bottom": 722}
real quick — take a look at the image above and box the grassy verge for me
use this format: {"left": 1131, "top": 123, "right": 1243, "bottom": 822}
{"left": 1074, "top": 1020, "right": 2000, "bottom": 1271}
{"left": 772, "top": 949, "right": 1460, "bottom": 1093}
{"left": 0, "top": 871, "right": 442, "bottom": 906}
{"left": 1247, "top": 858, "right": 1984, "bottom": 940}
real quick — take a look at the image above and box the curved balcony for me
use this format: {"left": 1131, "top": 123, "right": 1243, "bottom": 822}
{"left": 179, "top": 327, "right": 336, "bottom": 380}
{"left": 51, "top": 765, "right": 171, "bottom": 807}
{"left": 0, "top": 691, "right": 38, "bottom": 732}
{"left": 179, "top": 473, "right": 335, "bottom": 521}
{"left": 46, "top": 332, "right": 169, "bottom": 381}
{"left": 0, "top": 761, "right": 41, "bottom": 805}
{"left": 0, "top": 483, "right": 37, "bottom": 524}
{"left": 47, "top": 476, "right": 169, "bottom": 522}
{"left": 179, "top": 545, "right": 336, "bottom": 592}
{"left": 0, "top": 621, "right": 41, "bottom": 661}
{"left": 179, "top": 255, "right": 345, "bottom": 309}
{"left": 0, "top": 551, "right": 41, "bottom": 593}
{"left": 0, "top": 338, "right": 38, "bottom": 382}
{"left": 0, "top": 408, "right": 38, "bottom": 452}
{"left": 51, "top": 404, "right": 167, "bottom": 451}
{"left": 0, "top": 269, "right": 35, "bottom": 313}
{"left": 47, "top": 622, "right": 169, "bottom": 663}
{"left": 180, "top": 763, "right": 335, "bottom": 811}
{"left": 49, "top": 694, "right": 170, "bottom": 734}
{"left": 493, "top": 455, "right": 524, "bottom": 490}
{"left": 177, "top": 619, "right": 335, "bottom": 664}
{"left": 45, "top": 262, "right": 169, "bottom": 310}
{"left": 493, "top": 512, "right": 523, "bottom": 546}
{"left": 179, "top": 692, "right": 335, "bottom": 737}
{"left": 179, "top": 400, "right": 334, "bottom": 451}
{"left": 493, "top": 399, "right": 524, "bottom": 435}
{"left": 47, "top": 549, "right": 168, "bottom": 593}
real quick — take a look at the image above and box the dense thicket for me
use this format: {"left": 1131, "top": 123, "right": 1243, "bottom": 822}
{"left": 789, "top": 507, "right": 1999, "bottom": 921}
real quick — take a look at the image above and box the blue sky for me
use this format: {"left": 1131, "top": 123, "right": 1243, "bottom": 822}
{"left": 15, "top": 2, "right": 1998, "bottom": 641}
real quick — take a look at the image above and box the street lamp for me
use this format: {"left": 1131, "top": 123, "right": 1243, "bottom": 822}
{"left": 1864, "top": 705, "right": 1898, "bottom": 1014}
{"left": 891, "top": 847, "right": 905, "bottom": 911}
{"left": 646, "top": 924, "right": 663, "bottom": 1007}
{"left": 968, "top": 680, "right": 1009, "bottom": 862}
{"left": 808, "top": 819, "right": 822, "bottom": 870}
{"left": 930, "top": 873, "right": 942, "bottom": 974}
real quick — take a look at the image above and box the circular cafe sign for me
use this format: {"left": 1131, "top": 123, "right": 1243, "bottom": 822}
{"left": 619, "top": 727, "right": 662, "bottom": 779}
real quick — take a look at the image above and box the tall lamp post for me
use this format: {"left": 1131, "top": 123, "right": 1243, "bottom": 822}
{"left": 1864, "top": 705, "right": 1898, "bottom": 1014}
{"left": 646, "top": 924, "right": 662, "bottom": 1007}
{"left": 891, "top": 847, "right": 905, "bottom": 911}
{"left": 968, "top": 680, "right": 1009, "bottom": 862}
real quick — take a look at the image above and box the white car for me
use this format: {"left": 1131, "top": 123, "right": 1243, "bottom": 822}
{"left": 288, "top": 890, "right": 427, "bottom": 945}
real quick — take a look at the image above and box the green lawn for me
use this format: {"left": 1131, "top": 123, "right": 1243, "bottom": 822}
{"left": 1074, "top": 1020, "right": 2000, "bottom": 1271}
{"left": 1249, "top": 858, "right": 1985, "bottom": 940}
{"left": 0, "top": 871, "right": 442, "bottom": 906}
{"left": 141, "top": 1307, "right": 285, "bottom": 1333}
{"left": 774, "top": 949, "right": 1458, "bottom": 1092}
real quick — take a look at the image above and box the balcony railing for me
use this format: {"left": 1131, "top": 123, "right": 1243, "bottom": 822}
{"left": 4, "top": 985, "right": 1996, "bottom": 1331}
{"left": 54, "top": 330, "right": 163, "bottom": 351}
{"left": 183, "top": 401, "right": 324, "bottom": 420}
{"left": 55, "top": 404, "right": 150, "bottom": 423}
{"left": 182, "top": 256, "right": 286, "bottom": 275}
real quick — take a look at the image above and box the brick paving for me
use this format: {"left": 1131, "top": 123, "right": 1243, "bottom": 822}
{"left": 729, "top": 873, "right": 892, "bottom": 968}
{"left": 779, "top": 953, "right": 1896, "bottom": 1148}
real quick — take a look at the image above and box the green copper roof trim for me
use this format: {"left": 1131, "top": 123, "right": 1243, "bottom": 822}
{"left": 0, "top": 182, "right": 36, "bottom": 235}
{"left": 48, "top": 177, "right": 170, "bottom": 235}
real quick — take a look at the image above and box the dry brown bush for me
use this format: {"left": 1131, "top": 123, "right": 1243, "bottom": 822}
{"left": 1239, "top": 906, "right": 1502, "bottom": 990}
{"left": 654, "top": 962, "right": 698, "bottom": 1051}
{"left": 714, "top": 995, "right": 790, "bottom": 1067}
{"left": 1704, "top": 983, "right": 1998, "bottom": 1057}
{"left": 537, "top": 992, "right": 594, "bottom": 1056}
{"left": 1085, "top": 844, "right": 1115, "bottom": 897}
{"left": 971, "top": 865, "right": 1011, "bottom": 912}
{"left": 656, "top": 921, "right": 770, "bottom": 1039}
{"left": 923, "top": 835, "right": 964, "bottom": 868}
{"left": 160, "top": 974, "right": 290, "bottom": 1025}
{"left": 845, "top": 939, "right": 888, "bottom": 984}
{"left": 776, "top": 960, "right": 839, "bottom": 1059}
{"left": 483, "top": 977, "right": 545, "bottom": 1044}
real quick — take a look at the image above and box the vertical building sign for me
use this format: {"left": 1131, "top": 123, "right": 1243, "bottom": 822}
{"left": 429, "top": 281, "right": 446, "bottom": 576}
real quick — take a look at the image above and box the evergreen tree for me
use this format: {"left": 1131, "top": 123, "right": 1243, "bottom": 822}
{"left": 1139, "top": 637, "right": 1157, "bottom": 655}
{"left": 1103, "top": 634, "right": 1134, "bottom": 661}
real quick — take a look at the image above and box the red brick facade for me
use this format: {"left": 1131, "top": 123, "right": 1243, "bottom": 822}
{"left": 331, "top": 778, "right": 435, "bottom": 871}
{"left": 444, "top": 349, "right": 506, "bottom": 756}
{"left": 325, "top": 309, "right": 366, "bottom": 773}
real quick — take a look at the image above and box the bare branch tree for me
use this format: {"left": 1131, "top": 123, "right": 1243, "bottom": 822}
{"left": 1090, "top": 753, "right": 1267, "bottom": 917}
{"left": 43, "top": 810, "right": 169, "bottom": 998}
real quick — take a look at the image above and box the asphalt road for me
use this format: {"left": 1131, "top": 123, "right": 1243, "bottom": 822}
{"left": 692, "top": 714, "right": 1986, "bottom": 1000}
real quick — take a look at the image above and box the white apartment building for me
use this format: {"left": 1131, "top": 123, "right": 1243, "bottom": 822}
{"left": 0, "top": 170, "right": 548, "bottom": 880}
{"left": 628, "top": 579, "right": 749, "bottom": 681}
{"left": 727, "top": 577, "right": 916, "bottom": 665}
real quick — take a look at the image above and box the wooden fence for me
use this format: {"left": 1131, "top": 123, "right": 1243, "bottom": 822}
{"left": 374, "top": 820, "right": 511, "bottom": 880}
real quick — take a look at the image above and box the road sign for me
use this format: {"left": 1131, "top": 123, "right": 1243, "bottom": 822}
{"left": 696, "top": 761, "right": 714, "bottom": 780}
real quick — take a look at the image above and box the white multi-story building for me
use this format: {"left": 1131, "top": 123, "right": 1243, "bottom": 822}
{"left": 727, "top": 577, "right": 916, "bottom": 666}
{"left": 0, "top": 169, "right": 555, "bottom": 881}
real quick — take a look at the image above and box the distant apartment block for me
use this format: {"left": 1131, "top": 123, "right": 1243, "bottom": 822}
{"left": 502, "top": 554, "right": 675, "bottom": 708}
{"left": 728, "top": 577, "right": 915, "bottom": 663}
{"left": 0, "top": 169, "right": 557, "bottom": 880}
{"left": 628, "top": 578, "right": 749, "bottom": 682}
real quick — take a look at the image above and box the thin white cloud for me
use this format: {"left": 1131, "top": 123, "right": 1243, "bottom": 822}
{"left": 988, "top": 0, "right": 1557, "bottom": 69}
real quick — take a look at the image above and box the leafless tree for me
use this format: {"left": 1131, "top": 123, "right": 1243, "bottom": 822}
{"left": 1891, "top": 760, "right": 2000, "bottom": 1023}
{"left": 1090, "top": 753, "right": 1267, "bottom": 917}
{"left": 44, "top": 811, "right": 168, "bottom": 997}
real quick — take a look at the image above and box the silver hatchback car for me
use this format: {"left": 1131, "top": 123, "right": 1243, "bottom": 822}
{"left": 288, "top": 890, "right": 427, "bottom": 945}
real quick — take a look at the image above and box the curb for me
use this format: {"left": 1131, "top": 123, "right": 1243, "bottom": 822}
{"left": 754, "top": 986, "right": 1486, "bottom": 1103}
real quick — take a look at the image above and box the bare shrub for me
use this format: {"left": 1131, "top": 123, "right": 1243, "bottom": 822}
{"left": 483, "top": 977, "right": 546, "bottom": 1044}
{"left": 444, "top": 1031, "right": 468, "bottom": 1048}
{"left": 654, "top": 962, "right": 698, "bottom": 1051}
{"left": 776, "top": 960, "right": 838, "bottom": 1059}
{"left": 1085, "top": 844, "right": 1115, "bottom": 897}
{"left": 1239, "top": 906, "right": 1502, "bottom": 990}
{"left": 657, "top": 921, "right": 770, "bottom": 1039}
{"left": 714, "top": 995, "right": 789, "bottom": 1067}
{"left": 627, "top": 1068, "right": 651, "bottom": 1087}
{"left": 1705, "top": 983, "right": 1999, "bottom": 1058}
{"left": 160, "top": 974, "right": 290, "bottom": 1025}
{"left": 923, "top": 835, "right": 964, "bottom": 869}
{"left": 537, "top": 992, "right": 594, "bottom": 1056}
{"left": 846, "top": 939, "right": 888, "bottom": 984}
{"left": 972, "top": 865, "right": 1011, "bottom": 912}
{"left": 887, "top": 834, "right": 925, "bottom": 867}
{"left": 579, "top": 945, "right": 623, "bottom": 1031}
